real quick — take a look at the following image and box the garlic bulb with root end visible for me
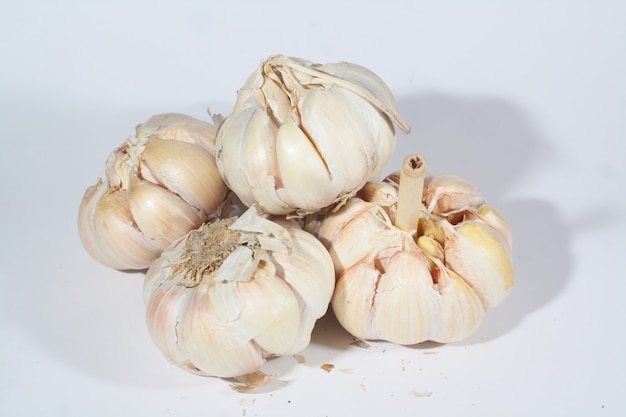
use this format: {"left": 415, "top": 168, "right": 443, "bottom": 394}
{"left": 78, "top": 113, "right": 228, "bottom": 270}
{"left": 143, "top": 205, "right": 335, "bottom": 384}
{"left": 316, "top": 154, "right": 514, "bottom": 345}
{"left": 216, "top": 54, "right": 411, "bottom": 216}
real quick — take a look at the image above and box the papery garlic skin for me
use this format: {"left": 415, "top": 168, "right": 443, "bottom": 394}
{"left": 143, "top": 206, "right": 335, "bottom": 378}
{"left": 78, "top": 113, "right": 228, "bottom": 270}
{"left": 317, "top": 168, "right": 514, "bottom": 345}
{"left": 216, "top": 54, "right": 410, "bottom": 216}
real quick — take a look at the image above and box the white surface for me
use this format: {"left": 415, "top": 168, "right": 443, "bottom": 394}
{"left": 1, "top": 1, "right": 625, "bottom": 416}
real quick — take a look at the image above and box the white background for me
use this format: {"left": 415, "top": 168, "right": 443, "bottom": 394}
{"left": 1, "top": 1, "right": 625, "bottom": 416}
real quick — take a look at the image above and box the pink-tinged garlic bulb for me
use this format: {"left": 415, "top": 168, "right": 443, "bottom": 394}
{"left": 317, "top": 154, "right": 514, "bottom": 345}
{"left": 143, "top": 206, "right": 334, "bottom": 386}
{"left": 78, "top": 113, "right": 228, "bottom": 270}
{"left": 216, "top": 54, "right": 410, "bottom": 216}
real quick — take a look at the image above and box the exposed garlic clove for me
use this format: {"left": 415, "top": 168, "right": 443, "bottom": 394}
{"left": 216, "top": 54, "right": 410, "bottom": 216}
{"left": 441, "top": 220, "right": 514, "bottom": 310}
{"left": 474, "top": 205, "right": 513, "bottom": 250}
{"left": 144, "top": 206, "right": 334, "bottom": 379}
{"left": 78, "top": 113, "right": 227, "bottom": 270}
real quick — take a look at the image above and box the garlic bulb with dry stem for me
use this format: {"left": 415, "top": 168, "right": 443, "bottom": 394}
{"left": 78, "top": 113, "right": 228, "bottom": 270}
{"left": 317, "top": 154, "right": 514, "bottom": 345}
{"left": 216, "top": 54, "right": 411, "bottom": 216}
{"left": 143, "top": 205, "right": 335, "bottom": 383}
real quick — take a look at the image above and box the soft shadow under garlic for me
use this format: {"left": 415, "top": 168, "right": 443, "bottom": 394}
{"left": 454, "top": 198, "right": 572, "bottom": 345}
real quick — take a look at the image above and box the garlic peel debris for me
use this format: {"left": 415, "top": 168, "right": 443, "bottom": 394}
{"left": 144, "top": 206, "right": 334, "bottom": 378}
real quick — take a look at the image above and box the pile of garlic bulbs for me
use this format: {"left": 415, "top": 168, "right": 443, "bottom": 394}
{"left": 78, "top": 54, "right": 514, "bottom": 389}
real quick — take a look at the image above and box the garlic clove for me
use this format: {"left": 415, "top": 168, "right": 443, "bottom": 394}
{"left": 217, "top": 107, "right": 289, "bottom": 214}
{"left": 78, "top": 179, "right": 115, "bottom": 268}
{"left": 332, "top": 261, "right": 380, "bottom": 340}
{"left": 145, "top": 279, "right": 193, "bottom": 367}
{"left": 317, "top": 198, "right": 399, "bottom": 274}
{"left": 297, "top": 86, "right": 394, "bottom": 192}
{"left": 275, "top": 119, "right": 332, "bottom": 210}
{"left": 141, "top": 139, "right": 227, "bottom": 214}
{"left": 357, "top": 180, "right": 399, "bottom": 206}
{"left": 416, "top": 234, "right": 444, "bottom": 261}
{"left": 268, "top": 218, "right": 336, "bottom": 352}
{"left": 135, "top": 113, "right": 220, "bottom": 156}
{"left": 179, "top": 279, "right": 266, "bottom": 378}
{"left": 233, "top": 263, "right": 302, "bottom": 355}
{"left": 370, "top": 242, "right": 441, "bottom": 345}
{"left": 423, "top": 175, "right": 485, "bottom": 215}
{"left": 78, "top": 181, "right": 161, "bottom": 270}
{"left": 127, "top": 175, "right": 203, "bottom": 249}
{"left": 474, "top": 205, "right": 513, "bottom": 250}
{"left": 442, "top": 220, "right": 514, "bottom": 310}
{"left": 428, "top": 260, "right": 485, "bottom": 343}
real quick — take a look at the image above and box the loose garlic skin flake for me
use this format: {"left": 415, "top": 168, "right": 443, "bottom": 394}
{"left": 78, "top": 113, "right": 228, "bottom": 270}
{"left": 216, "top": 54, "right": 410, "bottom": 216}
{"left": 317, "top": 155, "right": 514, "bottom": 345}
{"left": 143, "top": 206, "right": 335, "bottom": 379}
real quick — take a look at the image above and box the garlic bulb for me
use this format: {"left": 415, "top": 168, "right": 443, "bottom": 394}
{"left": 317, "top": 154, "right": 514, "bottom": 345}
{"left": 216, "top": 54, "right": 411, "bottom": 216}
{"left": 143, "top": 205, "right": 335, "bottom": 380}
{"left": 78, "top": 113, "right": 228, "bottom": 270}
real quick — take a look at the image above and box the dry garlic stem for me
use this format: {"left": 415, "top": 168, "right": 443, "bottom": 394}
{"left": 78, "top": 113, "right": 228, "bottom": 270}
{"left": 216, "top": 54, "right": 410, "bottom": 216}
{"left": 395, "top": 154, "right": 426, "bottom": 232}
{"left": 317, "top": 155, "right": 514, "bottom": 345}
{"left": 143, "top": 206, "right": 335, "bottom": 380}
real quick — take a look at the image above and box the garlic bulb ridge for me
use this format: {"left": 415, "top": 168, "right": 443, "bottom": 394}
{"left": 216, "top": 54, "right": 411, "bottom": 217}
{"left": 78, "top": 113, "right": 228, "bottom": 270}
